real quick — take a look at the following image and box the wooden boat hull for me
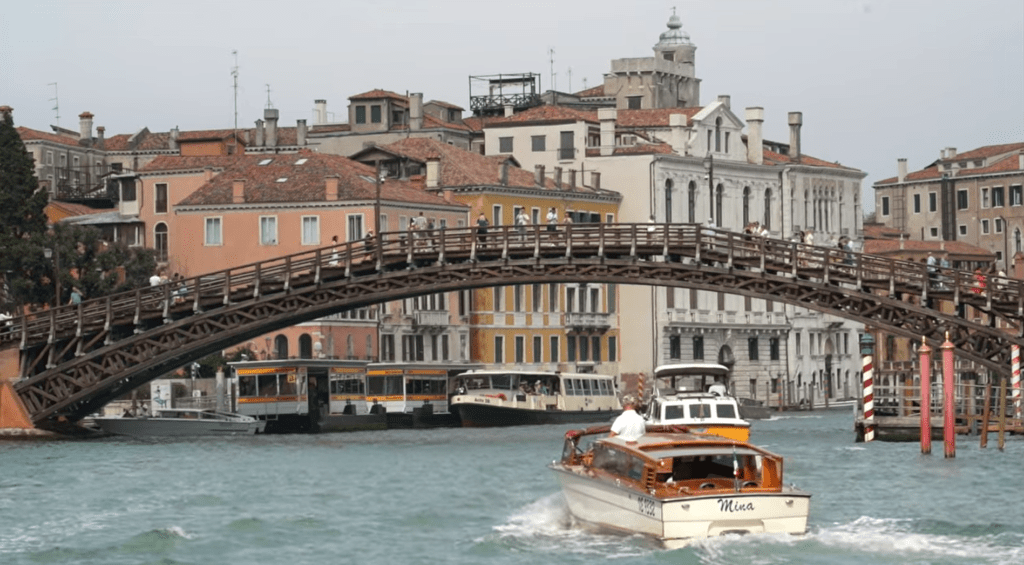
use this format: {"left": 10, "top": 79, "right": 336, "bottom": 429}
{"left": 451, "top": 402, "right": 615, "bottom": 427}
{"left": 551, "top": 465, "right": 810, "bottom": 547}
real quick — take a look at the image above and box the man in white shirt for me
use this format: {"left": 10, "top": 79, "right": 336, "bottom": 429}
{"left": 609, "top": 396, "right": 645, "bottom": 442}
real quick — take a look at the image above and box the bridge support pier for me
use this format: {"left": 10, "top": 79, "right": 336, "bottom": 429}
{"left": 0, "top": 379, "right": 38, "bottom": 431}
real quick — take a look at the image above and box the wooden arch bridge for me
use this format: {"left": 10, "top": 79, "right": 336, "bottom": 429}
{"left": 2, "top": 223, "right": 1022, "bottom": 431}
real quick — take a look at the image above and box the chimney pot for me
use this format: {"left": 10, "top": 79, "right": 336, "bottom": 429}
{"left": 535, "top": 164, "right": 545, "bottom": 187}
{"left": 79, "top": 111, "right": 94, "bottom": 144}
{"left": 255, "top": 119, "right": 265, "bottom": 147}
{"left": 568, "top": 169, "right": 576, "bottom": 190}
{"left": 500, "top": 161, "right": 509, "bottom": 186}
{"left": 787, "top": 111, "right": 802, "bottom": 161}
{"left": 232, "top": 179, "right": 245, "bottom": 203}
{"left": 264, "top": 108, "right": 279, "bottom": 147}
{"left": 410, "top": 93, "right": 423, "bottom": 131}
{"left": 717, "top": 95, "right": 731, "bottom": 109}
{"left": 745, "top": 107, "right": 764, "bottom": 165}
{"left": 297, "top": 119, "right": 307, "bottom": 146}
{"left": 897, "top": 158, "right": 908, "bottom": 183}
{"left": 599, "top": 108, "right": 616, "bottom": 157}
{"left": 503, "top": 105, "right": 513, "bottom": 118}
{"left": 426, "top": 158, "right": 440, "bottom": 189}
{"left": 591, "top": 171, "right": 601, "bottom": 190}
{"left": 553, "top": 167, "right": 563, "bottom": 189}
{"left": 314, "top": 99, "right": 327, "bottom": 125}
{"left": 169, "top": 127, "right": 179, "bottom": 151}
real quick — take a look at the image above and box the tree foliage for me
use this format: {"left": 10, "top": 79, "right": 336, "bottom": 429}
{"left": 0, "top": 110, "right": 159, "bottom": 311}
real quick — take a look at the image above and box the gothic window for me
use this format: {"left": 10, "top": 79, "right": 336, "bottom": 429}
{"left": 665, "top": 178, "right": 673, "bottom": 223}
{"left": 687, "top": 181, "right": 696, "bottom": 223}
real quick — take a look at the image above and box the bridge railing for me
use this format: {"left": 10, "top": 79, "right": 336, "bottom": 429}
{"left": 3, "top": 223, "right": 1022, "bottom": 351}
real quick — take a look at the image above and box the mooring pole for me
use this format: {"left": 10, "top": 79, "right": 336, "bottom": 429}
{"left": 980, "top": 382, "right": 992, "bottom": 449}
{"left": 1012, "top": 344, "right": 1021, "bottom": 422}
{"left": 860, "top": 334, "right": 875, "bottom": 442}
{"left": 997, "top": 376, "right": 1008, "bottom": 451}
{"left": 918, "top": 337, "right": 932, "bottom": 454}
{"left": 941, "top": 332, "right": 955, "bottom": 458}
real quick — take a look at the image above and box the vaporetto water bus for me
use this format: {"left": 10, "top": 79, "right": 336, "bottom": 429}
{"left": 449, "top": 370, "right": 621, "bottom": 427}
{"left": 231, "top": 359, "right": 385, "bottom": 433}
{"left": 364, "top": 363, "right": 465, "bottom": 428}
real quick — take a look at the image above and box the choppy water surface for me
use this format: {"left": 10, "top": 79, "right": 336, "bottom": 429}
{"left": 2, "top": 411, "right": 1022, "bottom": 565}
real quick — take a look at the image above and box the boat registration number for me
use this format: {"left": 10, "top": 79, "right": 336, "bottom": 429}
{"left": 637, "top": 496, "right": 657, "bottom": 517}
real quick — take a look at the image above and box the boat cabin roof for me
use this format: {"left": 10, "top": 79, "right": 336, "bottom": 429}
{"left": 654, "top": 363, "right": 729, "bottom": 379}
{"left": 455, "top": 369, "right": 613, "bottom": 380}
{"left": 601, "top": 432, "right": 778, "bottom": 461}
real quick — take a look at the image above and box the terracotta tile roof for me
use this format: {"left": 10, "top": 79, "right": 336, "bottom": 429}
{"left": 862, "top": 222, "right": 908, "bottom": 240}
{"left": 349, "top": 89, "right": 408, "bottom": 103}
{"left": 461, "top": 116, "right": 504, "bottom": 132}
{"left": 309, "top": 123, "right": 351, "bottom": 133}
{"left": 377, "top": 138, "right": 614, "bottom": 196}
{"left": 16, "top": 126, "right": 82, "bottom": 148}
{"left": 102, "top": 130, "right": 174, "bottom": 152}
{"left": 575, "top": 85, "right": 607, "bottom": 98}
{"left": 863, "top": 238, "right": 992, "bottom": 258}
{"left": 389, "top": 115, "right": 472, "bottom": 133}
{"left": 486, "top": 105, "right": 598, "bottom": 127}
{"left": 139, "top": 154, "right": 244, "bottom": 173}
{"left": 425, "top": 100, "right": 464, "bottom": 111}
{"left": 176, "top": 129, "right": 241, "bottom": 142}
{"left": 243, "top": 125, "right": 298, "bottom": 146}
{"left": 177, "top": 149, "right": 459, "bottom": 208}
{"left": 45, "top": 201, "right": 116, "bottom": 224}
{"left": 875, "top": 165, "right": 944, "bottom": 185}
{"left": 585, "top": 142, "right": 676, "bottom": 157}
{"left": 947, "top": 142, "right": 1024, "bottom": 162}
{"left": 762, "top": 148, "right": 858, "bottom": 171}
{"left": 615, "top": 108, "right": 701, "bottom": 128}
{"left": 957, "top": 152, "right": 1023, "bottom": 175}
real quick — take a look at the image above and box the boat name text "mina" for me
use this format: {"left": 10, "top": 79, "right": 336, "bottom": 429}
{"left": 718, "top": 499, "right": 755, "bottom": 512}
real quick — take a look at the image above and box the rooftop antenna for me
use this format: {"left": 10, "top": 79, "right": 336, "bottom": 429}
{"left": 567, "top": 67, "right": 572, "bottom": 94}
{"left": 265, "top": 84, "right": 273, "bottom": 109}
{"left": 231, "top": 50, "right": 239, "bottom": 152}
{"left": 583, "top": 77, "right": 588, "bottom": 91}
{"left": 48, "top": 82, "right": 60, "bottom": 126}
{"left": 548, "top": 48, "right": 556, "bottom": 93}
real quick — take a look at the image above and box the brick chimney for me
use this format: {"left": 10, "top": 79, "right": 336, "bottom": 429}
{"left": 325, "top": 175, "right": 339, "bottom": 201}
{"left": 409, "top": 92, "right": 423, "bottom": 131}
{"left": 568, "top": 169, "right": 576, "bottom": 190}
{"left": 297, "top": 119, "right": 307, "bottom": 146}
{"left": 534, "top": 165, "right": 545, "bottom": 187}
{"left": 79, "top": 111, "right": 94, "bottom": 144}
{"left": 500, "top": 161, "right": 509, "bottom": 186}
{"left": 787, "top": 112, "right": 802, "bottom": 161}
{"left": 426, "top": 158, "right": 440, "bottom": 188}
{"left": 897, "top": 158, "right": 908, "bottom": 183}
{"left": 264, "top": 108, "right": 279, "bottom": 148}
{"left": 591, "top": 171, "right": 601, "bottom": 190}
{"left": 232, "top": 179, "right": 245, "bottom": 203}
{"left": 96, "top": 126, "right": 105, "bottom": 149}
{"left": 745, "top": 107, "right": 764, "bottom": 165}
{"left": 599, "top": 108, "right": 616, "bottom": 157}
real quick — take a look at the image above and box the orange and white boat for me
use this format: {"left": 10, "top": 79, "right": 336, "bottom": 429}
{"left": 643, "top": 363, "right": 752, "bottom": 441}
{"left": 549, "top": 424, "right": 810, "bottom": 548}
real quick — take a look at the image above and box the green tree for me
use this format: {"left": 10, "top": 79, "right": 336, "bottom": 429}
{"left": 0, "top": 109, "right": 159, "bottom": 310}
{"left": 0, "top": 107, "right": 50, "bottom": 311}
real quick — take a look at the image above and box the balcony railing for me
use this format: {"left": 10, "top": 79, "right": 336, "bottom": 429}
{"left": 565, "top": 311, "right": 611, "bottom": 330}
{"left": 414, "top": 310, "right": 449, "bottom": 328}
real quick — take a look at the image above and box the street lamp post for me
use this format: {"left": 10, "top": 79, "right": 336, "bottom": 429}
{"left": 43, "top": 247, "right": 60, "bottom": 307}
{"left": 702, "top": 153, "right": 715, "bottom": 224}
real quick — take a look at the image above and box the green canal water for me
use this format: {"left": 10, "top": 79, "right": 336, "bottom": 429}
{"left": 2, "top": 410, "right": 1022, "bottom": 564}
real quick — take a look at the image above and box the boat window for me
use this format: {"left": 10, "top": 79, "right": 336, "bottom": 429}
{"left": 331, "top": 377, "right": 364, "bottom": 394}
{"left": 385, "top": 376, "right": 402, "bottom": 395}
{"left": 564, "top": 379, "right": 575, "bottom": 396}
{"left": 582, "top": 379, "right": 593, "bottom": 396}
{"left": 573, "top": 378, "right": 584, "bottom": 395}
{"left": 592, "top": 444, "right": 630, "bottom": 475}
{"left": 407, "top": 378, "right": 446, "bottom": 394}
{"left": 367, "top": 376, "right": 384, "bottom": 395}
{"left": 491, "top": 374, "right": 518, "bottom": 390}
{"left": 465, "top": 376, "right": 490, "bottom": 390}
{"left": 258, "top": 374, "right": 278, "bottom": 396}
{"left": 597, "top": 380, "right": 608, "bottom": 395}
{"left": 238, "top": 375, "right": 257, "bottom": 397}
{"left": 688, "top": 403, "right": 712, "bottom": 418}
{"left": 716, "top": 403, "right": 737, "bottom": 419}
{"left": 278, "top": 373, "right": 298, "bottom": 396}
{"left": 664, "top": 405, "right": 686, "bottom": 420}
{"left": 626, "top": 455, "right": 645, "bottom": 481}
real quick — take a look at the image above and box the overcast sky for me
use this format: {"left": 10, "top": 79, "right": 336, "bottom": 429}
{"left": 2, "top": 0, "right": 1022, "bottom": 212}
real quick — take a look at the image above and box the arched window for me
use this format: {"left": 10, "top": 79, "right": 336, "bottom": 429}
{"left": 299, "top": 334, "right": 313, "bottom": 358}
{"left": 715, "top": 183, "right": 724, "bottom": 227}
{"left": 714, "top": 117, "right": 722, "bottom": 152}
{"left": 742, "top": 187, "right": 751, "bottom": 226}
{"left": 274, "top": 334, "right": 289, "bottom": 360}
{"left": 687, "top": 181, "right": 696, "bottom": 223}
{"left": 664, "top": 178, "right": 674, "bottom": 223}
{"left": 763, "top": 188, "right": 772, "bottom": 230}
{"left": 154, "top": 222, "right": 168, "bottom": 262}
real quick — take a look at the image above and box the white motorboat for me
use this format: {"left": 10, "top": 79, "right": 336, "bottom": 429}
{"left": 93, "top": 408, "right": 265, "bottom": 437}
{"left": 550, "top": 424, "right": 811, "bottom": 548}
{"left": 644, "top": 363, "right": 752, "bottom": 440}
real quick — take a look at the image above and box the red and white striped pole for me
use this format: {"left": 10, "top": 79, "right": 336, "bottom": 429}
{"left": 861, "top": 334, "right": 875, "bottom": 442}
{"left": 918, "top": 338, "right": 932, "bottom": 454}
{"left": 1012, "top": 344, "right": 1021, "bottom": 421}
{"left": 941, "top": 332, "right": 956, "bottom": 458}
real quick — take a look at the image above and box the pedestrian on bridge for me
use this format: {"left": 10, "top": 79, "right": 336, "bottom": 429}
{"left": 476, "top": 213, "right": 489, "bottom": 245}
